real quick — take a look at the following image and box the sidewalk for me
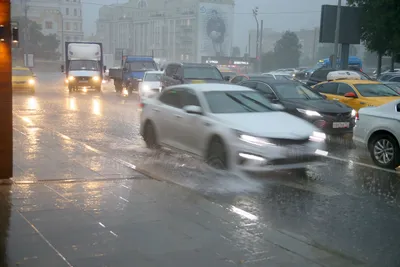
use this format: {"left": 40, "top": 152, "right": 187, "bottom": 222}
{"left": 3, "top": 122, "right": 366, "bottom": 266}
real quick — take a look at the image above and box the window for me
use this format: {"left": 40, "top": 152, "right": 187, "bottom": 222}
{"left": 66, "top": 22, "right": 70, "bottom": 30}
{"left": 337, "top": 83, "right": 356, "bottom": 96}
{"left": 273, "top": 83, "right": 322, "bottom": 100}
{"left": 74, "top": 9, "right": 77, "bottom": 16}
{"left": 73, "top": 22, "right": 78, "bottom": 30}
{"left": 159, "top": 89, "right": 181, "bottom": 108}
{"left": 231, "top": 76, "right": 245, "bottom": 84}
{"left": 183, "top": 67, "right": 223, "bottom": 80}
{"left": 66, "top": 8, "right": 69, "bottom": 15}
{"left": 256, "top": 83, "right": 278, "bottom": 99}
{"left": 204, "top": 91, "right": 274, "bottom": 114}
{"left": 181, "top": 89, "right": 200, "bottom": 107}
{"left": 165, "top": 64, "right": 178, "bottom": 77}
{"left": 45, "top": 21, "right": 53, "bottom": 29}
{"left": 240, "top": 81, "right": 257, "bottom": 89}
{"left": 353, "top": 84, "right": 399, "bottom": 97}
{"left": 379, "top": 74, "right": 392, "bottom": 81}
{"left": 389, "top": 76, "right": 400, "bottom": 82}
{"left": 144, "top": 73, "right": 162, "bottom": 81}
{"left": 314, "top": 83, "right": 338, "bottom": 94}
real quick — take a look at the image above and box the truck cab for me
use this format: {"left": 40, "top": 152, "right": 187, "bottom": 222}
{"left": 62, "top": 42, "right": 105, "bottom": 93}
{"left": 110, "top": 56, "right": 158, "bottom": 94}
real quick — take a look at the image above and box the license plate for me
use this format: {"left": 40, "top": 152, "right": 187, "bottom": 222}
{"left": 191, "top": 80, "right": 205, "bottom": 84}
{"left": 286, "top": 146, "right": 306, "bottom": 157}
{"left": 332, "top": 122, "right": 350, "bottom": 128}
{"left": 79, "top": 80, "right": 88, "bottom": 83}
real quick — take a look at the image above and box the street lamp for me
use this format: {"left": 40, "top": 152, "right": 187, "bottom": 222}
{"left": 48, "top": 9, "right": 64, "bottom": 62}
{"left": 252, "top": 7, "right": 259, "bottom": 72}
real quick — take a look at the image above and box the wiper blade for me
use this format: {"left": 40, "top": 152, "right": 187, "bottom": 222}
{"left": 239, "top": 93, "right": 271, "bottom": 109}
{"left": 226, "top": 93, "right": 257, "bottom": 112}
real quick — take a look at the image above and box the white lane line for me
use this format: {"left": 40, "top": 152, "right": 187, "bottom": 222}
{"left": 230, "top": 206, "right": 258, "bottom": 221}
{"left": 109, "top": 231, "right": 118, "bottom": 237}
{"left": 17, "top": 211, "right": 74, "bottom": 267}
{"left": 119, "top": 196, "right": 129, "bottom": 203}
{"left": 98, "top": 222, "right": 106, "bottom": 228}
{"left": 323, "top": 153, "right": 399, "bottom": 174}
{"left": 121, "top": 185, "right": 129, "bottom": 189}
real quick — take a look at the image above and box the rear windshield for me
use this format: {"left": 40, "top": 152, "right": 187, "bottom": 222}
{"left": 204, "top": 91, "right": 274, "bottom": 113}
{"left": 144, "top": 73, "right": 162, "bottom": 81}
{"left": 184, "top": 67, "right": 223, "bottom": 80}
{"left": 12, "top": 69, "right": 32, "bottom": 76}
{"left": 273, "top": 83, "right": 323, "bottom": 100}
{"left": 354, "top": 84, "right": 400, "bottom": 97}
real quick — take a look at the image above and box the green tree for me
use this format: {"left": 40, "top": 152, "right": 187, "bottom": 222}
{"left": 347, "top": 0, "right": 400, "bottom": 74}
{"left": 273, "top": 31, "right": 302, "bottom": 68}
{"left": 12, "top": 16, "right": 60, "bottom": 60}
{"left": 231, "top": 46, "right": 240, "bottom": 57}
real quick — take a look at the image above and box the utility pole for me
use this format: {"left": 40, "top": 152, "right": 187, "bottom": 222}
{"left": 23, "top": 0, "right": 29, "bottom": 66}
{"left": 332, "top": 0, "right": 341, "bottom": 69}
{"left": 252, "top": 7, "right": 259, "bottom": 72}
{"left": 163, "top": 0, "right": 167, "bottom": 60}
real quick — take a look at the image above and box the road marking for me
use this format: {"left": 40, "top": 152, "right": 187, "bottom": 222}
{"left": 230, "top": 206, "right": 258, "bottom": 221}
{"left": 17, "top": 211, "right": 73, "bottom": 267}
{"left": 119, "top": 196, "right": 129, "bottom": 203}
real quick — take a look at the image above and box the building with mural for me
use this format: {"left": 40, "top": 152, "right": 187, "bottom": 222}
{"left": 95, "top": 0, "right": 234, "bottom": 63}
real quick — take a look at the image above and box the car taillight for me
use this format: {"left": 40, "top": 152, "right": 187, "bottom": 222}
{"left": 139, "top": 102, "right": 145, "bottom": 108}
{"left": 355, "top": 112, "right": 359, "bottom": 120}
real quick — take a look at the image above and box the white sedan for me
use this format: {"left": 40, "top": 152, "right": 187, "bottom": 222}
{"left": 353, "top": 100, "right": 400, "bottom": 169}
{"left": 139, "top": 71, "right": 163, "bottom": 98}
{"left": 139, "top": 84, "right": 327, "bottom": 172}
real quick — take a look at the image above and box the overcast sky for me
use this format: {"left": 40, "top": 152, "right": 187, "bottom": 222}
{"left": 82, "top": 0, "right": 340, "bottom": 50}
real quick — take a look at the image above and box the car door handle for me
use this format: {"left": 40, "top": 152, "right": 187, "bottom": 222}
{"left": 175, "top": 114, "right": 182, "bottom": 118}
{"left": 152, "top": 108, "right": 160, "bottom": 112}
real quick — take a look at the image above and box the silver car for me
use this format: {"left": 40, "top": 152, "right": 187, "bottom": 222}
{"left": 139, "top": 71, "right": 163, "bottom": 98}
{"left": 140, "top": 84, "right": 327, "bottom": 172}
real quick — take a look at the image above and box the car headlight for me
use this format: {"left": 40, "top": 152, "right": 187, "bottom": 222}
{"left": 142, "top": 84, "right": 150, "bottom": 91}
{"left": 351, "top": 109, "right": 356, "bottom": 117}
{"left": 92, "top": 76, "right": 100, "bottom": 82}
{"left": 236, "top": 130, "right": 274, "bottom": 146}
{"left": 297, "top": 108, "right": 322, "bottom": 117}
{"left": 309, "top": 131, "right": 326, "bottom": 142}
{"left": 28, "top": 79, "right": 35, "bottom": 85}
{"left": 68, "top": 76, "right": 75, "bottom": 81}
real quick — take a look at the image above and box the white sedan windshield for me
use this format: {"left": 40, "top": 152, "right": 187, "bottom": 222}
{"left": 204, "top": 91, "right": 274, "bottom": 113}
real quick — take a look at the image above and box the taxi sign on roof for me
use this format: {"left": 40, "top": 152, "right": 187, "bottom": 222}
{"left": 327, "top": 71, "right": 361, "bottom": 81}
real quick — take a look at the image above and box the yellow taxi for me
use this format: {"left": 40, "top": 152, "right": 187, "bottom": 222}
{"left": 312, "top": 71, "right": 400, "bottom": 111}
{"left": 12, "top": 67, "right": 36, "bottom": 93}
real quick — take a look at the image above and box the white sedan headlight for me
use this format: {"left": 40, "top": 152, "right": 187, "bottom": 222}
{"left": 297, "top": 108, "right": 322, "bottom": 117}
{"left": 236, "top": 131, "right": 274, "bottom": 146}
{"left": 68, "top": 76, "right": 75, "bottom": 81}
{"left": 141, "top": 84, "right": 150, "bottom": 92}
{"left": 92, "top": 76, "right": 100, "bottom": 82}
{"left": 309, "top": 131, "right": 326, "bottom": 142}
{"left": 351, "top": 109, "right": 356, "bottom": 117}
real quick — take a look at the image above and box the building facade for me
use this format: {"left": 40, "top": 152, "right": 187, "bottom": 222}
{"left": 95, "top": 0, "right": 234, "bottom": 63}
{"left": 11, "top": 0, "right": 84, "bottom": 57}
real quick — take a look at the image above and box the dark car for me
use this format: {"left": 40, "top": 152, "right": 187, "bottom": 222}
{"left": 306, "top": 68, "right": 372, "bottom": 86}
{"left": 230, "top": 74, "right": 274, "bottom": 84}
{"left": 383, "top": 82, "right": 400, "bottom": 93}
{"left": 160, "top": 63, "right": 226, "bottom": 89}
{"left": 238, "top": 79, "right": 356, "bottom": 136}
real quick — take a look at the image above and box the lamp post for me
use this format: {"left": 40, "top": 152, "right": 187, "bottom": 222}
{"left": 252, "top": 7, "right": 259, "bottom": 72}
{"left": 51, "top": 9, "right": 64, "bottom": 62}
{"left": 332, "top": 0, "right": 341, "bottom": 69}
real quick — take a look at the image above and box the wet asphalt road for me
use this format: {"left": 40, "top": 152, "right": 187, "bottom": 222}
{"left": 12, "top": 73, "right": 400, "bottom": 266}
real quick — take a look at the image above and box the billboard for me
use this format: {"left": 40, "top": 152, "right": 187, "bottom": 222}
{"left": 319, "top": 5, "right": 361, "bottom": 44}
{"left": 197, "top": 3, "right": 234, "bottom": 62}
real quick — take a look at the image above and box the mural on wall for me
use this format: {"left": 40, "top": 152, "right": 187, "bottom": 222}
{"left": 197, "top": 2, "right": 234, "bottom": 60}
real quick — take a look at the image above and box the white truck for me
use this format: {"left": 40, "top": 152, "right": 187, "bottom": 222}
{"left": 61, "top": 42, "right": 106, "bottom": 92}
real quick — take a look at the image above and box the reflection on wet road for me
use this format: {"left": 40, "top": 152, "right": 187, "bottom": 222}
{"left": 12, "top": 73, "right": 400, "bottom": 266}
